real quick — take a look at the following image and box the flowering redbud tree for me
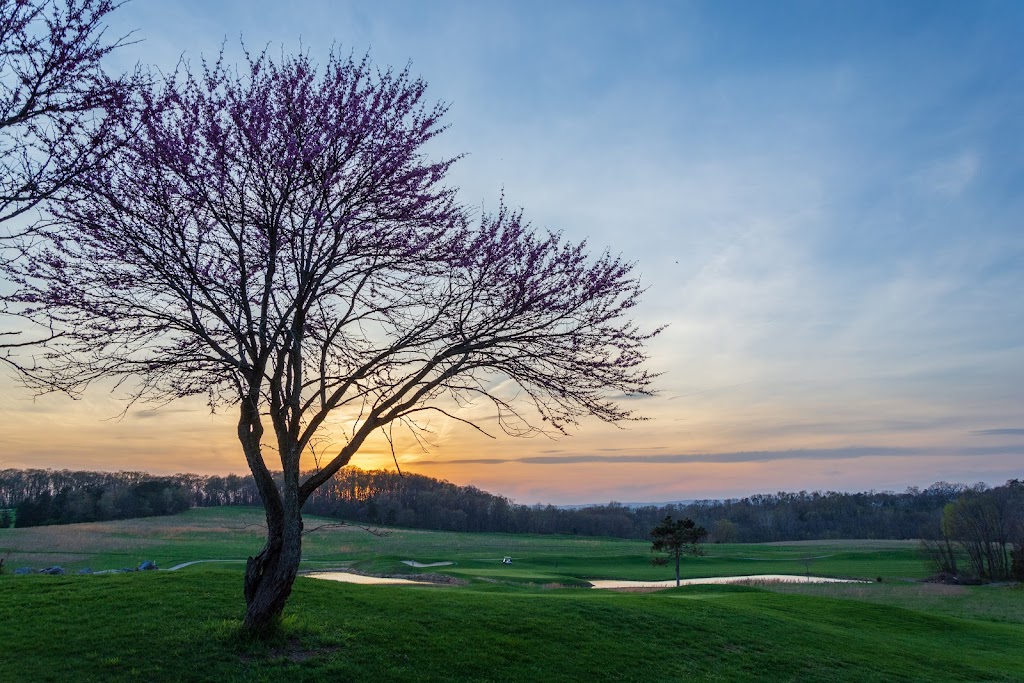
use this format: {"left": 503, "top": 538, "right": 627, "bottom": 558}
{"left": 6, "top": 48, "right": 659, "bottom": 633}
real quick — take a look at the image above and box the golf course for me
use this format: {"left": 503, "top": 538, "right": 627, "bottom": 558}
{"left": 2, "top": 507, "right": 1021, "bottom": 681}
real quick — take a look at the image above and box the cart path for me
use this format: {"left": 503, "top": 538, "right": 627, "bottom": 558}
{"left": 164, "top": 559, "right": 248, "bottom": 571}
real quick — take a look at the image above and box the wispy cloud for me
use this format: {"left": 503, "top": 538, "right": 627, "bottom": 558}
{"left": 971, "top": 428, "right": 1024, "bottom": 436}
{"left": 133, "top": 407, "right": 201, "bottom": 420}
{"left": 445, "top": 444, "right": 1024, "bottom": 466}
{"left": 911, "top": 151, "right": 979, "bottom": 197}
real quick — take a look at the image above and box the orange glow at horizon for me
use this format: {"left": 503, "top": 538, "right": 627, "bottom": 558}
{"left": 2, "top": 376, "right": 1021, "bottom": 505}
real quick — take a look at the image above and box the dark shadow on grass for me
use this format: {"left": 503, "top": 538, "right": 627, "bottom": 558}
{"left": 209, "top": 615, "right": 345, "bottom": 664}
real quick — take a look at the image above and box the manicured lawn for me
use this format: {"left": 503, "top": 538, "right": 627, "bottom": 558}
{"left": 764, "top": 580, "right": 1024, "bottom": 625}
{"left": 1, "top": 571, "right": 1021, "bottom": 682}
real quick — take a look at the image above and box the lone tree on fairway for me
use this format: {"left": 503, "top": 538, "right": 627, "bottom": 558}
{"left": 5, "top": 48, "right": 659, "bottom": 633}
{"left": 651, "top": 515, "right": 707, "bottom": 587}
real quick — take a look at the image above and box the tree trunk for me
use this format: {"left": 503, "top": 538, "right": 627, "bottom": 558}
{"left": 675, "top": 551, "right": 681, "bottom": 587}
{"left": 243, "top": 503, "right": 303, "bottom": 633}
{"left": 944, "top": 536, "right": 958, "bottom": 575}
{"left": 237, "top": 398, "right": 304, "bottom": 635}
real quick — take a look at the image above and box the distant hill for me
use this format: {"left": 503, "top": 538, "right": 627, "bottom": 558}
{"left": 555, "top": 500, "right": 697, "bottom": 510}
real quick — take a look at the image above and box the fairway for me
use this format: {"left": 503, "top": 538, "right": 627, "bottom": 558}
{"left": 3, "top": 508, "right": 1024, "bottom": 681}
{"left": 0, "top": 507, "right": 930, "bottom": 584}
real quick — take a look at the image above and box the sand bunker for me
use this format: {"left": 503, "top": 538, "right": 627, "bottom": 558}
{"left": 401, "top": 560, "right": 454, "bottom": 568}
{"left": 590, "top": 574, "right": 866, "bottom": 589}
{"left": 305, "top": 572, "right": 428, "bottom": 585}
{"left": 306, "top": 570, "right": 864, "bottom": 588}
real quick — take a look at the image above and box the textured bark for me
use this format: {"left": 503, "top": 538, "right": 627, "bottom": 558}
{"left": 243, "top": 505, "right": 303, "bottom": 633}
{"left": 237, "top": 399, "right": 304, "bottom": 634}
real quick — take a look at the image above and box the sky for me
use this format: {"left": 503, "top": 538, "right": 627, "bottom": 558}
{"left": 1, "top": 0, "right": 1022, "bottom": 504}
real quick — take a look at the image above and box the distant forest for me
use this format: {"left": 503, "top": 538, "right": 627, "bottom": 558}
{"left": 1, "top": 467, "right": 1020, "bottom": 547}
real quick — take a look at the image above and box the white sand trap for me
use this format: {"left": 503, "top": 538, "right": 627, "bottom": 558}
{"left": 590, "top": 574, "right": 867, "bottom": 589}
{"left": 305, "top": 572, "right": 428, "bottom": 585}
{"left": 401, "top": 560, "right": 454, "bottom": 568}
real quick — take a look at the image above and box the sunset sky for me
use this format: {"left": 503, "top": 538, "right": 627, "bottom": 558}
{"left": 1, "top": 0, "right": 1022, "bottom": 504}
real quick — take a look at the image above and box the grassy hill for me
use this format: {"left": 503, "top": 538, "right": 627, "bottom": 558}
{"left": 2, "top": 571, "right": 1022, "bottom": 682}
{"left": 2, "top": 508, "right": 1022, "bottom": 681}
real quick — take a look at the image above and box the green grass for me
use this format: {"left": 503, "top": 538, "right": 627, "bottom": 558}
{"left": 1, "top": 571, "right": 1021, "bottom": 682}
{"left": 2, "top": 508, "right": 1022, "bottom": 681}
{"left": 763, "top": 580, "right": 1024, "bottom": 625}
{"left": 0, "top": 507, "right": 932, "bottom": 583}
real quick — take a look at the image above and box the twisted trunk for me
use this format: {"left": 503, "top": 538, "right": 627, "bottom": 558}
{"left": 238, "top": 399, "right": 304, "bottom": 634}
{"left": 243, "top": 501, "right": 303, "bottom": 633}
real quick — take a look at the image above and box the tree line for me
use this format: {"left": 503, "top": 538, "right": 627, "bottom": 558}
{"left": 305, "top": 471, "right": 974, "bottom": 542}
{"left": 0, "top": 468, "right": 261, "bottom": 527}
{"left": 8, "top": 480, "right": 190, "bottom": 527}
{"left": 3, "top": 466, "right": 1018, "bottom": 548}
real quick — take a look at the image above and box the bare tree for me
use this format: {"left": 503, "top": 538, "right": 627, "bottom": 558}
{"left": 919, "top": 503, "right": 959, "bottom": 577}
{"left": 5, "top": 48, "right": 659, "bottom": 633}
{"left": 798, "top": 555, "right": 816, "bottom": 581}
{"left": 944, "top": 483, "right": 1020, "bottom": 581}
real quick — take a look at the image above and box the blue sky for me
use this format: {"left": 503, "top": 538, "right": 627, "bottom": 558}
{"left": 1, "top": 0, "right": 1021, "bottom": 503}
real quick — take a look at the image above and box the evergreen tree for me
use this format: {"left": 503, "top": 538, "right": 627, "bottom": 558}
{"left": 651, "top": 516, "right": 707, "bottom": 587}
